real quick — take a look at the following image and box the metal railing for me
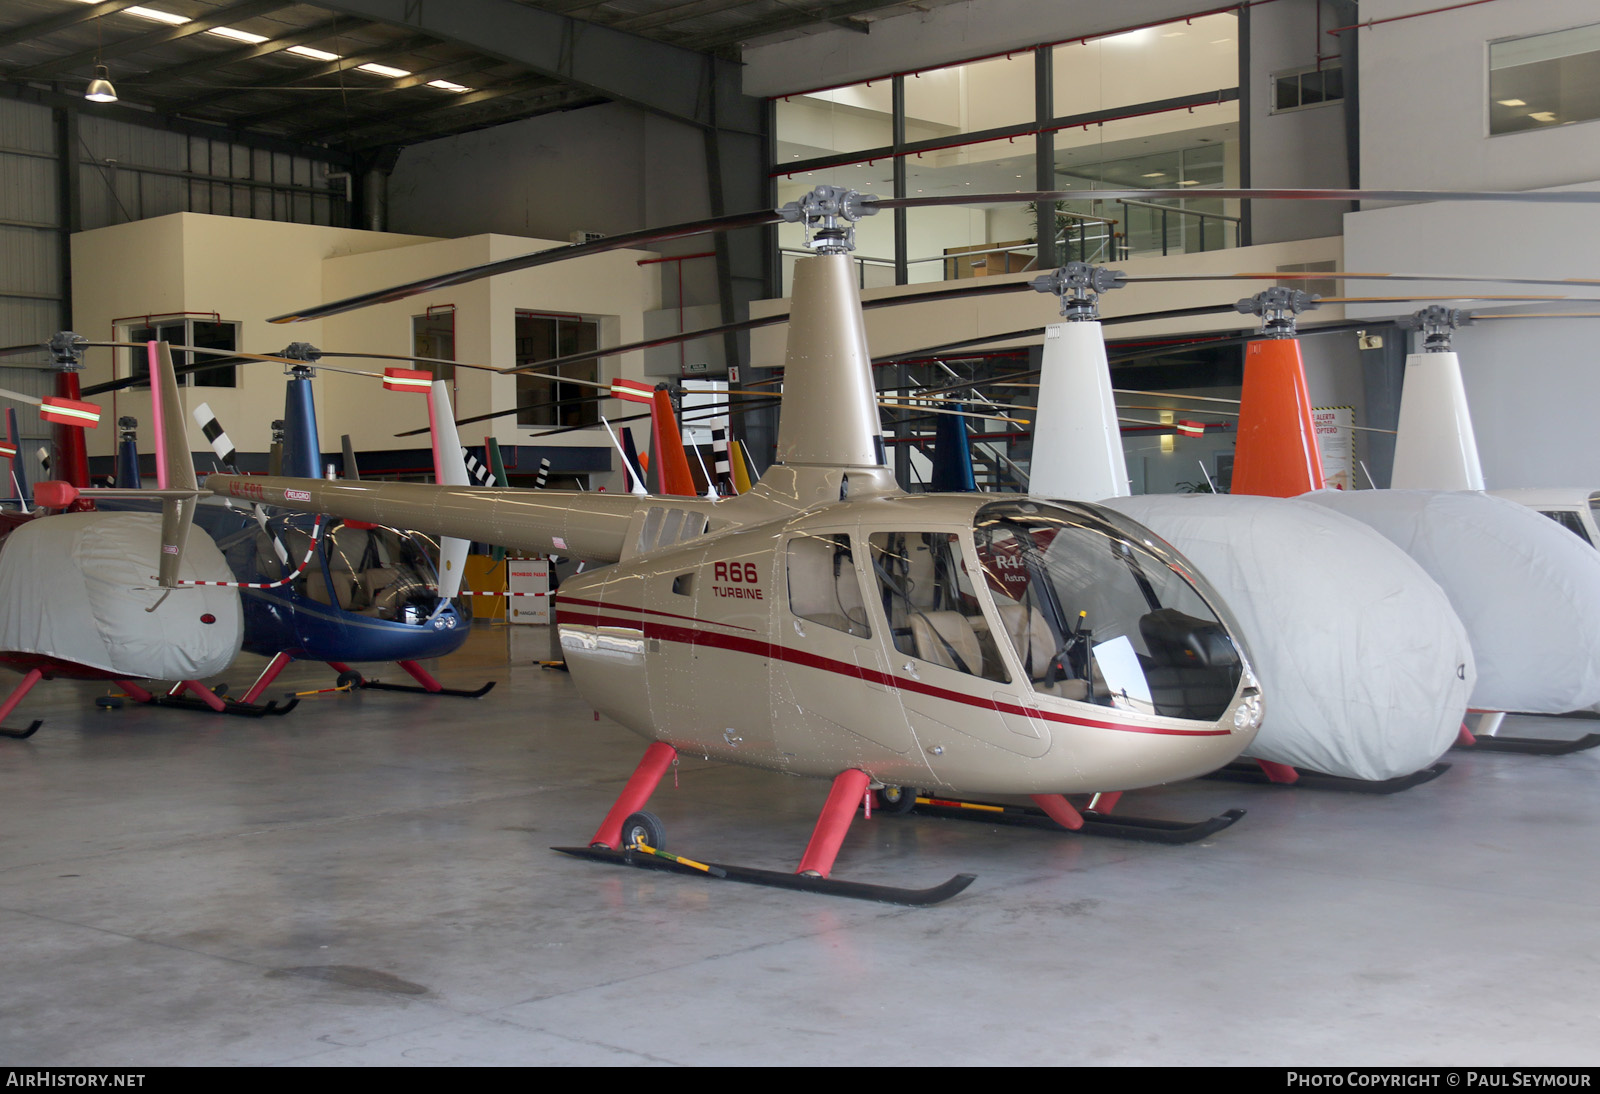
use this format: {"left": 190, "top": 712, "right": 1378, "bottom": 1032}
{"left": 1113, "top": 198, "right": 1241, "bottom": 258}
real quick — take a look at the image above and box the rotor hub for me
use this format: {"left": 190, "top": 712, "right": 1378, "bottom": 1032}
{"left": 117, "top": 415, "right": 137, "bottom": 442}
{"left": 280, "top": 342, "right": 321, "bottom": 377}
{"left": 777, "top": 185, "right": 879, "bottom": 255}
{"left": 1029, "top": 262, "right": 1127, "bottom": 321}
{"left": 1235, "top": 287, "right": 1320, "bottom": 339}
{"left": 48, "top": 331, "right": 88, "bottom": 371}
{"left": 1401, "top": 305, "right": 1473, "bottom": 352}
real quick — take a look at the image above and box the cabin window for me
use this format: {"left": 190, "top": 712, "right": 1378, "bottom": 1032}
{"left": 972, "top": 500, "right": 1241, "bottom": 719}
{"left": 868, "top": 531, "right": 1008, "bottom": 682}
{"left": 787, "top": 534, "right": 871, "bottom": 638}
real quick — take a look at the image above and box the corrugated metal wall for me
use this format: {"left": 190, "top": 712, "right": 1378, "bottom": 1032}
{"left": 0, "top": 97, "right": 348, "bottom": 495}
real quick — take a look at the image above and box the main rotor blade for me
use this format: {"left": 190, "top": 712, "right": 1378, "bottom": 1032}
{"left": 868, "top": 187, "right": 1600, "bottom": 211}
{"left": 496, "top": 277, "right": 1030, "bottom": 378}
{"left": 270, "top": 208, "right": 785, "bottom": 325}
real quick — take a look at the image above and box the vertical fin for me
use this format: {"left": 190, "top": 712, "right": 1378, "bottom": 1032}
{"left": 425, "top": 379, "right": 471, "bottom": 599}
{"left": 929, "top": 401, "right": 977, "bottom": 493}
{"left": 648, "top": 389, "right": 696, "bottom": 497}
{"left": 148, "top": 341, "right": 200, "bottom": 588}
{"left": 340, "top": 434, "right": 362, "bottom": 481}
{"left": 729, "top": 438, "right": 752, "bottom": 495}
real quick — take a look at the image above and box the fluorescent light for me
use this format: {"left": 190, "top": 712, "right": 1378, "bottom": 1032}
{"left": 1529, "top": 111, "right": 1558, "bottom": 122}
{"left": 1497, "top": 98, "right": 1527, "bottom": 106}
{"left": 428, "top": 80, "right": 470, "bottom": 93}
{"left": 287, "top": 45, "right": 340, "bottom": 61}
{"left": 357, "top": 63, "right": 411, "bottom": 78}
{"left": 208, "top": 27, "right": 269, "bottom": 44}
{"left": 1178, "top": 179, "right": 1199, "bottom": 185}
{"left": 125, "top": 6, "right": 189, "bottom": 24}
{"left": 1141, "top": 171, "right": 1165, "bottom": 178}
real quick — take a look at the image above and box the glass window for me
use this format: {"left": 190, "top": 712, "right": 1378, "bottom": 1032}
{"left": 1051, "top": 102, "right": 1239, "bottom": 259}
{"left": 1490, "top": 23, "right": 1600, "bottom": 135}
{"left": 515, "top": 313, "right": 598, "bottom": 429}
{"left": 1271, "top": 63, "right": 1344, "bottom": 113}
{"left": 903, "top": 135, "right": 1038, "bottom": 285}
{"left": 412, "top": 310, "right": 455, "bottom": 382}
{"left": 971, "top": 500, "right": 1243, "bottom": 719}
{"left": 775, "top": 81, "right": 894, "bottom": 161}
{"left": 787, "top": 533, "right": 872, "bottom": 638}
{"left": 125, "top": 318, "right": 241, "bottom": 388}
{"left": 1052, "top": 12, "right": 1238, "bottom": 119}
{"left": 904, "top": 52, "right": 1035, "bottom": 139}
{"left": 868, "top": 530, "right": 1009, "bottom": 682}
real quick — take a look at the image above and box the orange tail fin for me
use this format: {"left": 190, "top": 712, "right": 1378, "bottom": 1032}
{"left": 649, "top": 389, "right": 697, "bottom": 497}
{"left": 1231, "top": 338, "right": 1325, "bottom": 498}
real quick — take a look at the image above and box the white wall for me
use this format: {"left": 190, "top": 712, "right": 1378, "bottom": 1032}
{"left": 1360, "top": 0, "right": 1600, "bottom": 191}
{"left": 72, "top": 213, "right": 662, "bottom": 463}
{"left": 1349, "top": 0, "right": 1600, "bottom": 490}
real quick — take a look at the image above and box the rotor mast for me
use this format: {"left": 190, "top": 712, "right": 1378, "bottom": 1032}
{"left": 769, "top": 187, "right": 897, "bottom": 493}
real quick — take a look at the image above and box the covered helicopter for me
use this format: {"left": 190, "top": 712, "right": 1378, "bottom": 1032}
{"left": 0, "top": 340, "right": 245, "bottom": 737}
{"left": 77, "top": 342, "right": 493, "bottom": 706}
{"left": 51, "top": 186, "right": 1275, "bottom": 904}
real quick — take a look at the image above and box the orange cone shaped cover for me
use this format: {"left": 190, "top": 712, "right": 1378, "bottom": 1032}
{"left": 1231, "top": 338, "right": 1324, "bottom": 498}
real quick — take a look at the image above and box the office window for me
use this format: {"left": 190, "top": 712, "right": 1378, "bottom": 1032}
{"left": 1490, "top": 23, "right": 1600, "bottom": 135}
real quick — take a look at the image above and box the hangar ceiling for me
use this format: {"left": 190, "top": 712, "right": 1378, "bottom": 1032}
{"left": 0, "top": 0, "right": 954, "bottom": 153}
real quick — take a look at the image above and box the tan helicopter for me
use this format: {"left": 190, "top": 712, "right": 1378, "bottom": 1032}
{"left": 59, "top": 184, "right": 1600, "bottom": 902}
{"left": 49, "top": 186, "right": 1279, "bottom": 905}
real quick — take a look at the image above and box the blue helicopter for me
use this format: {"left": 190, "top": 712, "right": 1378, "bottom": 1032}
{"left": 86, "top": 341, "right": 494, "bottom": 707}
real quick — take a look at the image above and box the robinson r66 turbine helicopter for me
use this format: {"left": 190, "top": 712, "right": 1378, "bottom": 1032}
{"left": 46, "top": 186, "right": 1273, "bottom": 904}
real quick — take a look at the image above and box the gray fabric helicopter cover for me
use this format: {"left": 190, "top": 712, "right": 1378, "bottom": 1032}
{"left": 1104, "top": 494, "right": 1474, "bottom": 781}
{"left": 1303, "top": 489, "right": 1600, "bottom": 713}
{"left": 0, "top": 512, "right": 242, "bottom": 680}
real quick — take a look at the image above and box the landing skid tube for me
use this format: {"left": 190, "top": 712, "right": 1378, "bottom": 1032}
{"left": 907, "top": 796, "right": 1245, "bottom": 844}
{"left": 553, "top": 845, "right": 976, "bottom": 906}
{"left": 146, "top": 694, "right": 300, "bottom": 717}
{"left": 328, "top": 662, "right": 496, "bottom": 699}
{"left": 1201, "top": 761, "right": 1450, "bottom": 794}
{"left": 1454, "top": 711, "right": 1600, "bottom": 756}
{"left": 1455, "top": 734, "right": 1600, "bottom": 756}
{"left": 0, "top": 669, "right": 44, "bottom": 738}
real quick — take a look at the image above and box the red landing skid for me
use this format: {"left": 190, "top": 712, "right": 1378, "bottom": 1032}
{"left": 554, "top": 742, "right": 977, "bottom": 906}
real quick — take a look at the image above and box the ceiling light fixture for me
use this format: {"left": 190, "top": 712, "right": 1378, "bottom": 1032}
{"left": 85, "top": 64, "right": 117, "bottom": 103}
{"left": 125, "top": 6, "right": 190, "bottom": 25}
{"left": 208, "top": 26, "right": 268, "bottom": 44}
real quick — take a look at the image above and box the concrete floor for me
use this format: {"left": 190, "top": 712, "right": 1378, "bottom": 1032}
{"left": 3, "top": 622, "right": 1599, "bottom": 1067}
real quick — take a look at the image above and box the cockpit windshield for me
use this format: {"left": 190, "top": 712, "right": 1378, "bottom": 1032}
{"left": 972, "top": 500, "right": 1242, "bottom": 721}
{"left": 267, "top": 519, "right": 468, "bottom": 625}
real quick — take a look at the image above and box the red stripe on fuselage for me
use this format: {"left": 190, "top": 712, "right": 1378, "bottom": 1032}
{"left": 555, "top": 606, "right": 1231, "bottom": 738}
{"left": 558, "top": 595, "right": 757, "bottom": 633}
